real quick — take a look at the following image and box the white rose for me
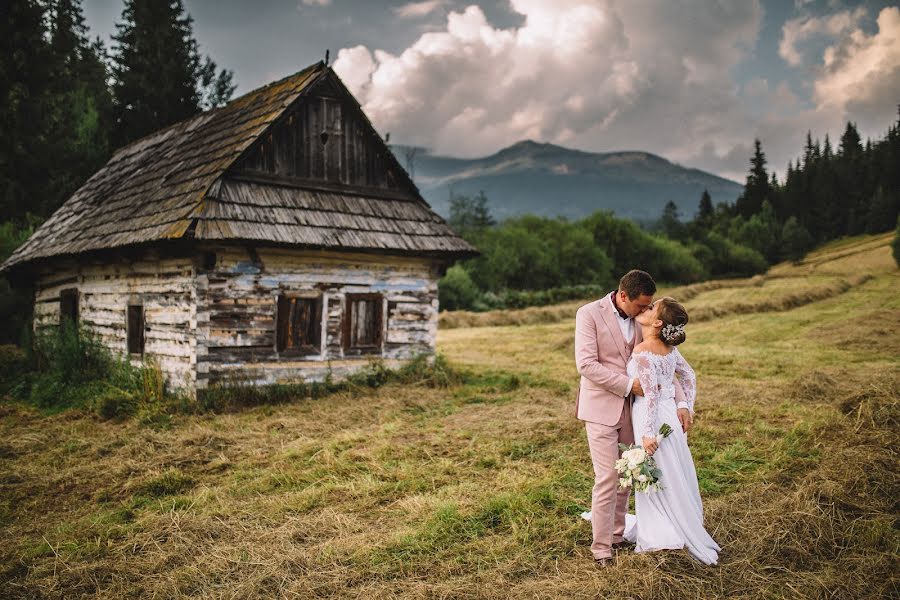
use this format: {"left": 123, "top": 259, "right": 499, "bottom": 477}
{"left": 637, "top": 474, "right": 647, "bottom": 482}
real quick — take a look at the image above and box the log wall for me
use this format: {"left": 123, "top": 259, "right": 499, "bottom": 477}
{"left": 31, "top": 244, "right": 443, "bottom": 394}
{"left": 195, "top": 244, "right": 441, "bottom": 389}
{"left": 33, "top": 251, "right": 197, "bottom": 391}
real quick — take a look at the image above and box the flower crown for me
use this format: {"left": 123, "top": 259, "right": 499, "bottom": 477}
{"left": 661, "top": 323, "right": 685, "bottom": 341}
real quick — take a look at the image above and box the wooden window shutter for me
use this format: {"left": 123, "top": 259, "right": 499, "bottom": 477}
{"left": 127, "top": 305, "right": 144, "bottom": 355}
{"left": 343, "top": 294, "right": 383, "bottom": 353}
{"left": 60, "top": 289, "right": 78, "bottom": 327}
{"left": 276, "top": 295, "right": 322, "bottom": 353}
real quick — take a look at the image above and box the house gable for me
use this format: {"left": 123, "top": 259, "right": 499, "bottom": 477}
{"left": 232, "top": 71, "right": 417, "bottom": 199}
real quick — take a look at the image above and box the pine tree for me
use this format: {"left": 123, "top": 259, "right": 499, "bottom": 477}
{"left": 0, "top": 0, "right": 55, "bottom": 222}
{"left": 659, "top": 200, "right": 685, "bottom": 240}
{"left": 42, "top": 0, "right": 114, "bottom": 215}
{"left": 697, "top": 189, "right": 713, "bottom": 225}
{"left": 735, "top": 139, "right": 770, "bottom": 218}
{"left": 110, "top": 0, "right": 235, "bottom": 148}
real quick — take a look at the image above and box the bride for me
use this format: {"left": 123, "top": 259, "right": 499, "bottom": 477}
{"left": 622, "top": 296, "right": 720, "bottom": 565}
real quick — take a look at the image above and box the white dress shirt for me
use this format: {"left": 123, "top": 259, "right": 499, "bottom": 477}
{"left": 612, "top": 300, "right": 636, "bottom": 398}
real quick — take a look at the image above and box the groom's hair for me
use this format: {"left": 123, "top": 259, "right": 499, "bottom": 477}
{"left": 619, "top": 270, "right": 656, "bottom": 299}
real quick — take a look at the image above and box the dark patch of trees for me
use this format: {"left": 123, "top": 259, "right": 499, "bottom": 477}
{"left": 0, "top": 0, "right": 234, "bottom": 343}
{"left": 663, "top": 113, "right": 900, "bottom": 274}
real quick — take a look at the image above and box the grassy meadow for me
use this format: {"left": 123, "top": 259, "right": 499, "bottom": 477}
{"left": 1, "top": 233, "right": 898, "bottom": 598}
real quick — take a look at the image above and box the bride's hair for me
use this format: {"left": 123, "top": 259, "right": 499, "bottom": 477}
{"left": 656, "top": 297, "right": 689, "bottom": 346}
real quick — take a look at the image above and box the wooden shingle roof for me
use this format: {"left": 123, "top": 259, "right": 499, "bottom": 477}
{"left": 1, "top": 62, "right": 475, "bottom": 274}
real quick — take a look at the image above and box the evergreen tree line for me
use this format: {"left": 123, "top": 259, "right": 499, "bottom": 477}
{"left": 0, "top": 0, "right": 235, "bottom": 343}
{"left": 659, "top": 114, "right": 900, "bottom": 266}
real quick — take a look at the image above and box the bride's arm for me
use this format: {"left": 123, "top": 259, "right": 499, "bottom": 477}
{"left": 674, "top": 349, "right": 697, "bottom": 414}
{"left": 634, "top": 353, "right": 660, "bottom": 441}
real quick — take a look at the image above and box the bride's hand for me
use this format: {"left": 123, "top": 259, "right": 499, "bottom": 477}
{"left": 641, "top": 436, "right": 658, "bottom": 456}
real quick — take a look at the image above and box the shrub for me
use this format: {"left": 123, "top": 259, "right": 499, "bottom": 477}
{"left": 781, "top": 216, "right": 815, "bottom": 262}
{"left": 21, "top": 323, "right": 147, "bottom": 413}
{"left": 91, "top": 384, "right": 138, "bottom": 420}
{"left": 439, "top": 264, "right": 480, "bottom": 311}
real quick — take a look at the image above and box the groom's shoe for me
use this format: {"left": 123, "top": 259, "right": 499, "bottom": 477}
{"left": 612, "top": 540, "right": 635, "bottom": 550}
{"left": 593, "top": 557, "right": 613, "bottom": 568}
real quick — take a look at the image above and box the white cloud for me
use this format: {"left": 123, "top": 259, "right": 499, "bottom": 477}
{"left": 779, "top": 7, "right": 866, "bottom": 66}
{"left": 393, "top": 1, "right": 448, "bottom": 19}
{"left": 813, "top": 6, "right": 900, "bottom": 130}
{"left": 299, "top": 0, "right": 331, "bottom": 6}
{"left": 334, "top": 0, "right": 764, "bottom": 178}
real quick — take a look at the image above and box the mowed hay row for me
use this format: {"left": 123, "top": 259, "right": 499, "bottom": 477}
{"left": 688, "top": 273, "right": 873, "bottom": 323}
{"left": 441, "top": 273, "right": 873, "bottom": 331}
{"left": 439, "top": 276, "right": 770, "bottom": 330}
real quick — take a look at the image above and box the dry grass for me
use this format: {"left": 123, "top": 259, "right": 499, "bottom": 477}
{"left": 1, "top": 236, "right": 898, "bottom": 599}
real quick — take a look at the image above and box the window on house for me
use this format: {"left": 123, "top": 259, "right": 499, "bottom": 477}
{"left": 127, "top": 304, "right": 145, "bottom": 355}
{"left": 276, "top": 295, "right": 323, "bottom": 353}
{"left": 60, "top": 288, "right": 78, "bottom": 327}
{"left": 343, "top": 293, "right": 383, "bottom": 353}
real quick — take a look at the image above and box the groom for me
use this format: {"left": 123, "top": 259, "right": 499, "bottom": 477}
{"left": 574, "top": 270, "right": 689, "bottom": 566}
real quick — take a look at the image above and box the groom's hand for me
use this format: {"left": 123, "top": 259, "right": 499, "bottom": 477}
{"left": 631, "top": 379, "right": 644, "bottom": 396}
{"left": 677, "top": 408, "right": 693, "bottom": 433}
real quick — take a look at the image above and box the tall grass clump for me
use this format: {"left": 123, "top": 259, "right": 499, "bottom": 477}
{"left": 16, "top": 322, "right": 146, "bottom": 416}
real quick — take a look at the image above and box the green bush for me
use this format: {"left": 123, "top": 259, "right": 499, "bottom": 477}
{"left": 91, "top": 384, "right": 138, "bottom": 420}
{"left": 702, "top": 232, "right": 768, "bottom": 277}
{"left": 781, "top": 216, "right": 815, "bottom": 262}
{"left": 20, "top": 323, "right": 146, "bottom": 414}
{"left": 439, "top": 264, "right": 479, "bottom": 311}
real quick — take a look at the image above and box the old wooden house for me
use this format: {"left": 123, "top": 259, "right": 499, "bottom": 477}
{"left": 0, "top": 61, "right": 476, "bottom": 394}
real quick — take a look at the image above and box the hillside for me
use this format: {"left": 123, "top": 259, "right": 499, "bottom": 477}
{"left": 1, "top": 234, "right": 897, "bottom": 598}
{"left": 394, "top": 140, "right": 743, "bottom": 222}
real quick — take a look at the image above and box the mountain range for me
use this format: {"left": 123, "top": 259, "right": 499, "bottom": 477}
{"left": 392, "top": 140, "right": 743, "bottom": 223}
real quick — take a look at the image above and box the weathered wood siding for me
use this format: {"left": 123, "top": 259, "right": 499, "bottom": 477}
{"left": 32, "top": 252, "right": 197, "bottom": 391}
{"left": 196, "top": 244, "right": 440, "bottom": 388}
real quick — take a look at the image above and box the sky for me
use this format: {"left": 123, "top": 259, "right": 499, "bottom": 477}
{"left": 82, "top": 0, "right": 900, "bottom": 183}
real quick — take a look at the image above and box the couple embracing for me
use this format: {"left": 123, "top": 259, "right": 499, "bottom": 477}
{"left": 575, "top": 269, "right": 720, "bottom": 567}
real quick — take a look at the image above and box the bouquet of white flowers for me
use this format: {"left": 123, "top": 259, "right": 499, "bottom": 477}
{"left": 615, "top": 423, "right": 674, "bottom": 493}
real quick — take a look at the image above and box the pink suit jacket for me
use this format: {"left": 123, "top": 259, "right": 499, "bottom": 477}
{"left": 574, "top": 294, "right": 686, "bottom": 425}
{"left": 574, "top": 294, "right": 642, "bottom": 425}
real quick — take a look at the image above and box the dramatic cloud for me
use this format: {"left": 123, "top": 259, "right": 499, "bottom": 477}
{"left": 335, "top": 0, "right": 764, "bottom": 179}
{"left": 779, "top": 7, "right": 866, "bottom": 66}
{"left": 813, "top": 7, "right": 900, "bottom": 130}
{"left": 393, "top": 1, "right": 449, "bottom": 19}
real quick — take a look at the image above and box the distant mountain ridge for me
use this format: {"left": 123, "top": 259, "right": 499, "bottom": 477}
{"left": 392, "top": 140, "right": 742, "bottom": 222}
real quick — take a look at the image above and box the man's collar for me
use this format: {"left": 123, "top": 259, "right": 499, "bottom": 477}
{"left": 609, "top": 291, "right": 630, "bottom": 320}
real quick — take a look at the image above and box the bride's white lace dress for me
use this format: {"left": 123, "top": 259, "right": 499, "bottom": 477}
{"left": 622, "top": 348, "right": 720, "bottom": 565}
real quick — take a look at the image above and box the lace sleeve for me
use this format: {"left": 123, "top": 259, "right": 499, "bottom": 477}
{"left": 674, "top": 348, "right": 697, "bottom": 413}
{"left": 634, "top": 353, "right": 660, "bottom": 439}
